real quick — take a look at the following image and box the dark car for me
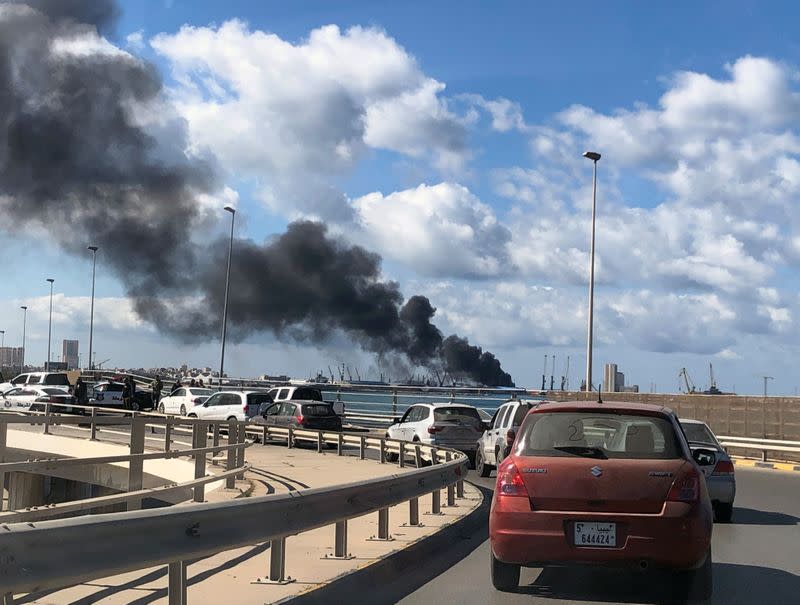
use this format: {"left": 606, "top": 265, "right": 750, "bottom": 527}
{"left": 252, "top": 401, "right": 342, "bottom": 444}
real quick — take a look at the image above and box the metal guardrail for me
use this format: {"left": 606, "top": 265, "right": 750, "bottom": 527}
{"left": 0, "top": 403, "right": 469, "bottom": 604}
{"left": 718, "top": 435, "right": 800, "bottom": 461}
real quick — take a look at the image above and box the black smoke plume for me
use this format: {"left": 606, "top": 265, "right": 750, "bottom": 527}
{"left": 0, "top": 0, "right": 515, "bottom": 387}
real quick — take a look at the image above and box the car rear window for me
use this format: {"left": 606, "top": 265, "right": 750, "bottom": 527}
{"left": 44, "top": 374, "right": 70, "bottom": 385}
{"left": 518, "top": 411, "right": 683, "bottom": 460}
{"left": 301, "top": 403, "right": 334, "bottom": 416}
{"left": 681, "top": 422, "right": 717, "bottom": 446}
{"left": 42, "top": 388, "right": 66, "bottom": 395}
{"left": 434, "top": 406, "right": 483, "bottom": 425}
{"left": 292, "top": 388, "right": 322, "bottom": 401}
{"left": 247, "top": 393, "right": 273, "bottom": 406}
{"left": 189, "top": 388, "right": 213, "bottom": 396}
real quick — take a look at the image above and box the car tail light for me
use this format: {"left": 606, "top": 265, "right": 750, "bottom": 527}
{"left": 496, "top": 461, "right": 529, "bottom": 497}
{"left": 505, "top": 429, "right": 516, "bottom": 449}
{"left": 667, "top": 470, "right": 700, "bottom": 503}
{"left": 712, "top": 459, "right": 735, "bottom": 476}
{"left": 296, "top": 415, "right": 307, "bottom": 426}
{"left": 427, "top": 425, "right": 443, "bottom": 434}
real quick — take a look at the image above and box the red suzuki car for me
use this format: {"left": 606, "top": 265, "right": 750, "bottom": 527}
{"left": 489, "top": 401, "right": 714, "bottom": 599}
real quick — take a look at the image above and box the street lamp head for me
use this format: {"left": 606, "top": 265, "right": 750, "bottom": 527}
{"left": 223, "top": 204, "right": 236, "bottom": 214}
{"left": 88, "top": 245, "right": 99, "bottom": 252}
{"left": 20, "top": 306, "right": 27, "bottom": 311}
{"left": 583, "top": 151, "right": 601, "bottom": 162}
{"left": 46, "top": 278, "right": 54, "bottom": 284}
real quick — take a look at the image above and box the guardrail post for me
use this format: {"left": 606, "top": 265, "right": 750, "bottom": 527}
{"left": 323, "top": 520, "right": 354, "bottom": 560}
{"left": 236, "top": 422, "right": 246, "bottom": 480}
{"left": 287, "top": 427, "right": 294, "bottom": 448}
{"left": 368, "top": 507, "right": 394, "bottom": 541}
{"left": 398, "top": 442, "right": 405, "bottom": 467}
{"left": 212, "top": 422, "right": 220, "bottom": 464}
{"left": 317, "top": 431, "right": 323, "bottom": 453}
{"left": 427, "top": 489, "right": 442, "bottom": 516}
{"left": 0, "top": 421, "right": 6, "bottom": 512}
{"left": 430, "top": 447, "right": 439, "bottom": 465}
{"left": 127, "top": 418, "right": 145, "bottom": 511}
{"left": 43, "top": 403, "right": 51, "bottom": 434}
{"left": 167, "top": 560, "right": 187, "bottom": 605}
{"left": 262, "top": 425, "right": 268, "bottom": 445}
{"left": 90, "top": 407, "right": 98, "bottom": 440}
{"left": 414, "top": 444, "right": 422, "bottom": 468}
{"left": 337, "top": 433, "right": 343, "bottom": 456}
{"left": 456, "top": 479, "right": 465, "bottom": 499}
{"left": 379, "top": 439, "right": 386, "bottom": 463}
{"left": 164, "top": 418, "right": 172, "bottom": 452}
{"left": 359, "top": 436, "right": 366, "bottom": 460}
{"left": 193, "top": 421, "right": 206, "bottom": 503}
{"left": 403, "top": 497, "right": 424, "bottom": 527}
{"left": 253, "top": 536, "right": 294, "bottom": 585}
{"left": 445, "top": 452, "right": 456, "bottom": 507}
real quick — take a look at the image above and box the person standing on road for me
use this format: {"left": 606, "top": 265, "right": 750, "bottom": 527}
{"left": 197, "top": 378, "right": 205, "bottom": 388}
{"left": 74, "top": 377, "right": 88, "bottom": 407}
{"left": 151, "top": 375, "right": 163, "bottom": 408}
{"left": 170, "top": 379, "right": 182, "bottom": 395}
{"left": 190, "top": 378, "right": 197, "bottom": 388}
{"left": 122, "top": 377, "right": 132, "bottom": 410}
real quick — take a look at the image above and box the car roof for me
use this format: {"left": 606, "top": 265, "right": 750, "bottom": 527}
{"left": 532, "top": 400, "right": 672, "bottom": 414}
{"left": 413, "top": 402, "right": 479, "bottom": 409}
{"left": 678, "top": 418, "right": 708, "bottom": 425}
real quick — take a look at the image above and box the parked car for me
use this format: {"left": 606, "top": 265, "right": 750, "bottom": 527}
{"left": 385, "top": 402, "right": 486, "bottom": 464}
{"left": 680, "top": 418, "right": 736, "bottom": 522}
{"left": 2, "top": 386, "right": 72, "bottom": 410}
{"left": 29, "top": 390, "right": 78, "bottom": 414}
{"left": 157, "top": 387, "right": 214, "bottom": 415}
{"left": 489, "top": 401, "right": 714, "bottom": 600}
{"left": 188, "top": 390, "right": 272, "bottom": 421}
{"left": 0, "top": 372, "right": 71, "bottom": 393}
{"left": 476, "top": 399, "right": 542, "bottom": 477}
{"left": 251, "top": 401, "right": 342, "bottom": 444}
{"left": 266, "top": 385, "right": 345, "bottom": 415}
{"left": 89, "top": 381, "right": 154, "bottom": 411}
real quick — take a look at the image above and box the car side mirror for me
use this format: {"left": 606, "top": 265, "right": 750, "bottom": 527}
{"left": 692, "top": 448, "right": 717, "bottom": 466}
{"left": 393, "top": 417, "right": 402, "bottom": 425}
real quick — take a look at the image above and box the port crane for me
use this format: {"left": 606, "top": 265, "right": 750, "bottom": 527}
{"left": 678, "top": 368, "right": 696, "bottom": 393}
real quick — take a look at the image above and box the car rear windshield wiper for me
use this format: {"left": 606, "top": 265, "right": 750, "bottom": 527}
{"left": 552, "top": 445, "right": 608, "bottom": 459}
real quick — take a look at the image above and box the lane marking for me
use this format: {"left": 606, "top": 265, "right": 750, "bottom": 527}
{"left": 731, "top": 457, "right": 800, "bottom": 473}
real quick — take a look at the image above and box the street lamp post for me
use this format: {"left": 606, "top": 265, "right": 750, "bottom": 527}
{"left": 88, "top": 246, "right": 99, "bottom": 370}
{"left": 46, "top": 278, "right": 55, "bottom": 372}
{"left": 20, "top": 306, "right": 27, "bottom": 372}
{"left": 219, "top": 205, "right": 236, "bottom": 389}
{"left": 583, "top": 151, "right": 601, "bottom": 393}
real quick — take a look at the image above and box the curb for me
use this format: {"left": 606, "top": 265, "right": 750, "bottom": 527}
{"left": 731, "top": 457, "right": 800, "bottom": 473}
{"left": 280, "top": 482, "right": 491, "bottom": 605}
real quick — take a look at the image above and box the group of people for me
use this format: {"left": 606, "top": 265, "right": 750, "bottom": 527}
{"left": 148, "top": 375, "right": 208, "bottom": 407}
{"left": 68, "top": 374, "right": 210, "bottom": 411}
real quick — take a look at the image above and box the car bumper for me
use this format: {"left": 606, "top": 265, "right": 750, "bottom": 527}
{"left": 490, "top": 501, "right": 712, "bottom": 571}
{"left": 707, "top": 475, "right": 736, "bottom": 505}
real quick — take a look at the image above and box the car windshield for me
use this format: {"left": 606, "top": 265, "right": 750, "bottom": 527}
{"left": 291, "top": 388, "right": 322, "bottom": 401}
{"left": 517, "top": 411, "right": 683, "bottom": 460}
{"left": 434, "top": 406, "right": 483, "bottom": 426}
{"left": 301, "top": 404, "right": 334, "bottom": 416}
{"left": 681, "top": 422, "right": 718, "bottom": 446}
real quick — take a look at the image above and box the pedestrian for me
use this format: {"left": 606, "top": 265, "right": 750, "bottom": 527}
{"left": 151, "top": 375, "right": 163, "bottom": 409}
{"left": 74, "top": 377, "right": 88, "bottom": 407}
{"left": 122, "top": 377, "right": 132, "bottom": 410}
{"left": 170, "top": 379, "right": 182, "bottom": 395}
{"left": 197, "top": 378, "right": 204, "bottom": 388}
{"left": 190, "top": 378, "right": 197, "bottom": 388}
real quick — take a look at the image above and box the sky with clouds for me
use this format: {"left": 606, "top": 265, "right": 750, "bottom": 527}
{"left": 4, "top": 0, "right": 800, "bottom": 394}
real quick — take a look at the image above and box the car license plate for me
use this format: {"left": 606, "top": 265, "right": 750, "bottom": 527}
{"left": 574, "top": 522, "right": 616, "bottom": 547}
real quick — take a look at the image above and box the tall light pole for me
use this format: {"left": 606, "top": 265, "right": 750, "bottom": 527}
{"left": 20, "top": 306, "right": 27, "bottom": 372}
{"left": 583, "top": 151, "right": 601, "bottom": 393}
{"left": 88, "top": 246, "right": 99, "bottom": 370}
{"left": 0, "top": 330, "right": 4, "bottom": 348}
{"left": 219, "top": 204, "right": 236, "bottom": 389}
{"left": 46, "top": 278, "right": 55, "bottom": 371}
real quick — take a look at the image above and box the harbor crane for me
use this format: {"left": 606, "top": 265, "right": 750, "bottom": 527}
{"left": 678, "top": 368, "right": 696, "bottom": 394}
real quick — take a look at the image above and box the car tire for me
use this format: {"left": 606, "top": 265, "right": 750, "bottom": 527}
{"left": 158, "top": 403, "right": 165, "bottom": 414}
{"left": 227, "top": 416, "right": 237, "bottom": 422}
{"left": 131, "top": 401, "right": 140, "bottom": 411}
{"left": 490, "top": 551, "right": 520, "bottom": 592}
{"left": 188, "top": 413, "right": 197, "bottom": 418}
{"left": 384, "top": 433, "right": 400, "bottom": 462}
{"left": 673, "top": 548, "right": 712, "bottom": 601}
{"left": 180, "top": 404, "right": 186, "bottom": 416}
{"left": 715, "top": 502, "right": 733, "bottom": 523}
{"left": 476, "top": 448, "right": 492, "bottom": 477}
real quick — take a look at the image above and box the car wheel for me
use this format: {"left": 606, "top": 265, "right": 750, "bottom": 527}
{"left": 476, "top": 448, "right": 492, "bottom": 477}
{"left": 158, "top": 403, "right": 165, "bottom": 414}
{"left": 188, "top": 413, "right": 197, "bottom": 418}
{"left": 131, "top": 401, "right": 140, "bottom": 411}
{"left": 673, "top": 548, "right": 712, "bottom": 601}
{"left": 180, "top": 404, "right": 186, "bottom": 416}
{"left": 490, "top": 551, "right": 519, "bottom": 592}
{"left": 715, "top": 502, "right": 733, "bottom": 523}
{"left": 384, "top": 433, "right": 399, "bottom": 462}
{"left": 227, "top": 416, "right": 237, "bottom": 422}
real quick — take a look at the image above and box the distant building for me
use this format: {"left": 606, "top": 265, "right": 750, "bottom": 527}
{"left": 603, "top": 363, "right": 639, "bottom": 393}
{"left": 0, "top": 347, "right": 23, "bottom": 367}
{"left": 62, "top": 339, "right": 79, "bottom": 369}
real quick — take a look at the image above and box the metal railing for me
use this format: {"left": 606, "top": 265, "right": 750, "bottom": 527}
{"left": 718, "top": 435, "right": 800, "bottom": 462}
{"left": 0, "top": 404, "right": 469, "bottom": 604}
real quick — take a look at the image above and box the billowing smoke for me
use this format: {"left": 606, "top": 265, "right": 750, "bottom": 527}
{"left": 0, "top": 0, "right": 515, "bottom": 386}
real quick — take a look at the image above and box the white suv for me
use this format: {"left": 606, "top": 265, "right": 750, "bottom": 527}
{"left": 267, "top": 385, "right": 345, "bottom": 415}
{"left": 189, "top": 390, "right": 273, "bottom": 421}
{"left": 0, "top": 372, "right": 71, "bottom": 393}
{"left": 475, "top": 399, "right": 542, "bottom": 477}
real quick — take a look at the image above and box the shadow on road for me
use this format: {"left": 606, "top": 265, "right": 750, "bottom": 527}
{"left": 518, "top": 562, "right": 799, "bottom": 604}
{"left": 730, "top": 507, "right": 798, "bottom": 525}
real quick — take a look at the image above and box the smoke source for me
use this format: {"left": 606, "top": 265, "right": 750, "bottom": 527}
{"left": 0, "top": 0, "right": 515, "bottom": 387}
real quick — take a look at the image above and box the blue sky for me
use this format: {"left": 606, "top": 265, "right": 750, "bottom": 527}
{"left": 4, "top": 1, "right": 800, "bottom": 395}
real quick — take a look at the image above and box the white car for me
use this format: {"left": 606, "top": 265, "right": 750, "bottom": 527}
{"left": 266, "top": 385, "right": 345, "bottom": 415}
{"left": 1, "top": 386, "right": 68, "bottom": 409}
{"left": 385, "top": 402, "right": 487, "bottom": 464}
{"left": 188, "top": 390, "right": 273, "bottom": 421}
{"left": 475, "top": 399, "right": 542, "bottom": 477}
{"left": 157, "top": 387, "right": 214, "bottom": 415}
{"left": 0, "top": 372, "right": 71, "bottom": 393}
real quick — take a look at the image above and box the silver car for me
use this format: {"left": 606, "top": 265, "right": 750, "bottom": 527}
{"left": 475, "top": 399, "right": 541, "bottom": 477}
{"left": 385, "top": 402, "right": 486, "bottom": 464}
{"left": 680, "top": 418, "right": 736, "bottom": 522}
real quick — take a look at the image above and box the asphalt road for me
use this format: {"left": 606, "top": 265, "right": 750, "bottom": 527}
{"left": 397, "top": 467, "right": 800, "bottom": 605}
